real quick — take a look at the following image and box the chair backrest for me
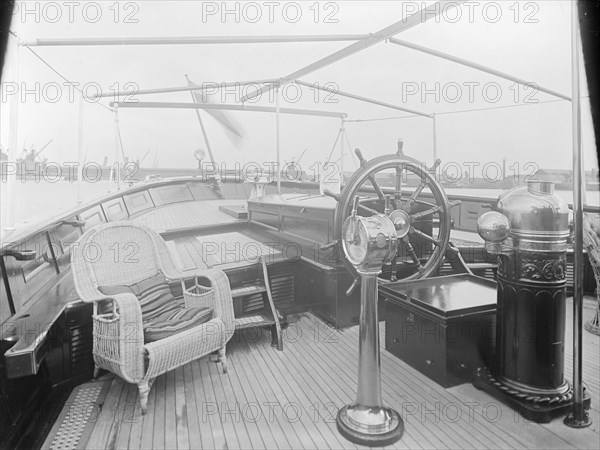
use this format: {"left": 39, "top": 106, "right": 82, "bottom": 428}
{"left": 583, "top": 213, "right": 600, "bottom": 276}
{"left": 72, "top": 222, "right": 164, "bottom": 299}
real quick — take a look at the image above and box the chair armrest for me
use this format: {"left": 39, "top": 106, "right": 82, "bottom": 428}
{"left": 187, "top": 269, "right": 235, "bottom": 340}
{"left": 93, "top": 292, "right": 145, "bottom": 383}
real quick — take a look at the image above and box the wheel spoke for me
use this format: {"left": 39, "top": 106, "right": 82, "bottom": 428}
{"left": 404, "top": 179, "right": 427, "bottom": 210}
{"left": 402, "top": 236, "right": 423, "bottom": 268}
{"left": 411, "top": 205, "right": 443, "bottom": 221}
{"left": 389, "top": 254, "right": 398, "bottom": 281}
{"left": 410, "top": 227, "right": 441, "bottom": 247}
{"left": 368, "top": 176, "right": 386, "bottom": 200}
{"left": 358, "top": 196, "right": 380, "bottom": 204}
{"left": 357, "top": 204, "right": 378, "bottom": 215}
{"left": 394, "top": 166, "right": 403, "bottom": 205}
{"left": 413, "top": 199, "right": 437, "bottom": 209}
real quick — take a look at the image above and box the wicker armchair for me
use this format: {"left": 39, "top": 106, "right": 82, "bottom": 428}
{"left": 72, "top": 222, "right": 235, "bottom": 414}
{"left": 583, "top": 213, "right": 600, "bottom": 335}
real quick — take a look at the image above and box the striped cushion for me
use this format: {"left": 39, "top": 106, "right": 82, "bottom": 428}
{"left": 129, "top": 273, "right": 181, "bottom": 320}
{"left": 143, "top": 306, "right": 213, "bottom": 343}
{"left": 99, "top": 272, "right": 213, "bottom": 343}
{"left": 98, "top": 272, "right": 179, "bottom": 320}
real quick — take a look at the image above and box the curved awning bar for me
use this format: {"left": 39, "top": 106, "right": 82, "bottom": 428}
{"left": 93, "top": 79, "right": 280, "bottom": 99}
{"left": 388, "top": 37, "right": 571, "bottom": 102}
{"left": 109, "top": 101, "right": 347, "bottom": 118}
{"left": 239, "top": 1, "right": 464, "bottom": 103}
{"left": 23, "top": 34, "right": 371, "bottom": 46}
{"left": 295, "top": 80, "right": 433, "bottom": 118}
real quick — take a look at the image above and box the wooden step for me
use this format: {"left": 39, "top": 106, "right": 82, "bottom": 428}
{"left": 231, "top": 284, "right": 267, "bottom": 298}
{"left": 234, "top": 313, "right": 275, "bottom": 329}
{"left": 466, "top": 262, "right": 497, "bottom": 270}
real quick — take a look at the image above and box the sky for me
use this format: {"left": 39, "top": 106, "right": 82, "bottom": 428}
{"left": 1, "top": 0, "right": 598, "bottom": 179}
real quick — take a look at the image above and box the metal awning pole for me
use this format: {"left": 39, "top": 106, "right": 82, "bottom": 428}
{"left": 241, "top": 1, "right": 464, "bottom": 103}
{"left": 94, "top": 79, "right": 279, "bottom": 99}
{"left": 4, "top": 37, "right": 20, "bottom": 233}
{"left": 109, "top": 101, "right": 346, "bottom": 118}
{"left": 25, "top": 34, "right": 371, "bottom": 46}
{"left": 294, "top": 80, "right": 432, "bottom": 118}
{"left": 76, "top": 94, "right": 84, "bottom": 203}
{"left": 388, "top": 38, "right": 571, "bottom": 102}
{"left": 276, "top": 86, "right": 281, "bottom": 194}
{"left": 564, "top": 0, "right": 591, "bottom": 429}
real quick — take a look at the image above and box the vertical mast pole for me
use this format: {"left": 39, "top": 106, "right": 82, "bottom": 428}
{"left": 4, "top": 35, "right": 20, "bottom": 233}
{"left": 76, "top": 94, "right": 84, "bottom": 203}
{"left": 113, "top": 106, "right": 121, "bottom": 191}
{"left": 432, "top": 113, "right": 438, "bottom": 163}
{"left": 276, "top": 86, "right": 281, "bottom": 194}
{"left": 340, "top": 118, "right": 345, "bottom": 186}
{"left": 564, "top": 0, "right": 591, "bottom": 429}
{"left": 185, "top": 74, "right": 216, "bottom": 167}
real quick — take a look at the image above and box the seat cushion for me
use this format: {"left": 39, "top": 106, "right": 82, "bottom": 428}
{"left": 143, "top": 306, "right": 213, "bottom": 343}
{"left": 99, "top": 272, "right": 180, "bottom": 320}
{"left": 99, "top": 272, "right": 213, "bottom": 343}
{"left": 129, "top": 273, "right": 181, "bottom": 320}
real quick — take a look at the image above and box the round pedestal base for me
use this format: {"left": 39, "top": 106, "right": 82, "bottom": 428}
{"left": 336, "top": 404, "right": 404, "bottom": 447}
{"left": 584, "top": 316, "right": 600, "bottom": 336}
{"left": 564, "top": 410, "right": 593, "bottom": 428}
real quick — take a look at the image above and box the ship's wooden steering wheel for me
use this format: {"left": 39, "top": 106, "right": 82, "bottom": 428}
{"left": 327, "top": 144, "right": 455, "bottom": 294}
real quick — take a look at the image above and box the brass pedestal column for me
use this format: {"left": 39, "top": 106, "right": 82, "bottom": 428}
{"left": 336, "top": 196, "right": 404, "bottom": 446}
{"left": 336, "top": 272, "right": 403, "bottom": 446}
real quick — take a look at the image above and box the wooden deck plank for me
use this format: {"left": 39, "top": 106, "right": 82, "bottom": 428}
{"left": 183, "top": 364, "right": 203, "bottom": 449}
{"left": 85, "top": 377, "right": 126, "bottom": 450}
{"left": 289, "top": 317, "right": 424, "bottom": 450}
{"left": 205, "top": 354, "right": 243, "bottom": 449}
{"left": 247, "top": 335, "right": 318, "bottom": 449}
{"left": 272, "top": 327, "right": 361, "bottom": 448}
{"left": 244, "top": 327, "right": 356, "bottom": 449}
{"left": 115, "top": 383, "right": 137, "bottom": 449}
{"left": 78, "top": 307, "right": 598, "bottom": 450}
{"left": 258, "top": 326, "right": 374, "bottom": 450}
{"left": 230, "top": 337, "right": 293, "bottom": 449}
{"left": 223, "top": 346, "right": 268, "bottom": 449}
{"left": 127, "top": 389, "right": 144, "bottom": 450}
{"left": 190, "top": 360, "right": 217, "bottom": 450}
{"left": 226, "top": 338, "right": 282, "bottom": 449}
{"left": 240, "top": 336, "right": 307, "bottom": 449}
{"left": 211, "top": 354, "right": 255, "bottom": 450}
{"left": 105, "top": 378, "right": 133, "bottom": 449}
{"left": 138, "top": 377, "right": 158, "bottom": 450}
{"left": 164, "top": 370, "right": 178, "bottom": 449}
{"left": 291, "top": 316, "right": 437, "bottom": 450}
{"left": 339, "top": 322, "right": 502, "bottom": 449}
{"left": 174, "top": 366, "right": 191, "bottom": 449}
{"left": 346, "top": 323, "right": 530, "bottom": 449}
{"left": 152, "top": 373, "right": 167, "bottom": 449}
{"left": 248, "top": 332, "right": 335, "bottom": 450}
